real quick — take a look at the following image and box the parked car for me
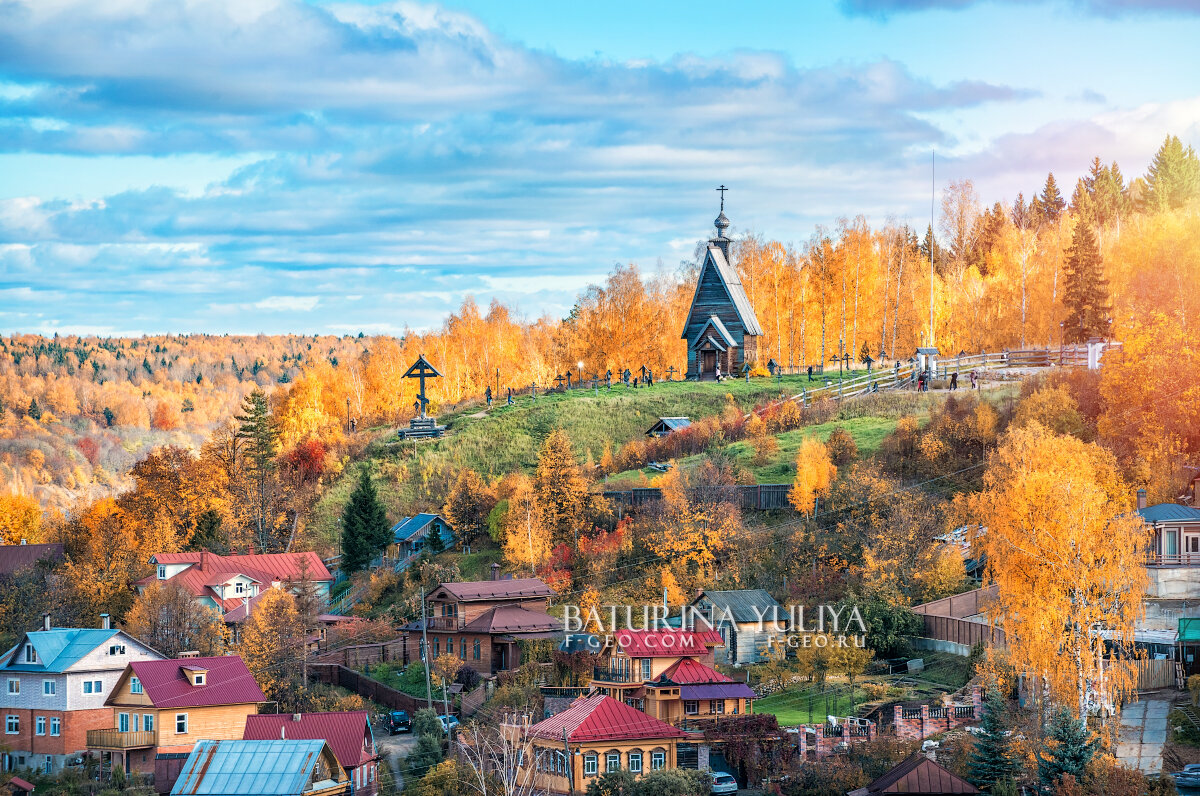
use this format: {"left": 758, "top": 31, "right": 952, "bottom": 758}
{"left": 1172, "top": 764, "right": 1200, "bottom": 789}
{"left": 710, "top": 772, "right": 738, "bottom": 795}
{"left": 387, "top": 711, "right": 411, "bottom": 735}
{"left": 438, "top": 714, "right": 461, "bottom": 732}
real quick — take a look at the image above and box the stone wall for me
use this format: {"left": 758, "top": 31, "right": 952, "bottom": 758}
{"left": 892, "top": 686, "right": 981, "bottom": 741}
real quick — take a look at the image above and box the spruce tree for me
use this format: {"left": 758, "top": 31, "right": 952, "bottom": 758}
{"left": 1040, "top": 173, "right": 1066, "bottom": 223}
{"left": 1145, "top": 134, "right": 1200, "bottom": 212}
{"left": 340, "top": 467, "right": 391, "bottom": 573}
{"left": 235, "top": 388, "right": 279, "bottom": 547}
{"left": 1061, "top": 222, "right": 1111, "bottom": 343}
{"left": 968, "top": 689, "right": 1017, "bottom": 789}
{"left": 1037, "top": 707, "right": 1096, "bottom": 789}
{"left": 27, "top": 398, "right": 41, "bottom": 421}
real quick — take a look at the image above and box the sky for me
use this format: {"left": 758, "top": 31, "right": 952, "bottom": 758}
{"left": 1, "top": 0, "right": 1199, "bottom": 336}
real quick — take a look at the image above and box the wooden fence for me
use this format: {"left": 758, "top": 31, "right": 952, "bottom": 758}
{"left": 912, "top": 586, "right": 998, "bottom": 619}
{"left": 917, "top": 615, "right": 1006, "bottom": 649}
{"left": 311, "top": 663, "right": 430, "bottom": 713}
{"left": 603, "top": 483, "right": 792, "bottom": 511}
{"left": 314, "top": 640, "right": 407, "bottom": 668}
{"left": 1134, "top": 658, "right": 1177, "bottom": 691}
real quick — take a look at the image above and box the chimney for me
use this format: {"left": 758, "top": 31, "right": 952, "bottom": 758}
{"left": 292, "top": 713, "right": 302, "bottom": 722}
{"left": 280, "top": 726, "right": 286, "bottom": 740}
{"left": 1137, "top": 488, "right": 1148, "bottom": 511}
{"left": 42, "top": 613, "right": 51, "bottom": 631}
{"left": 100, "top": 613, "right": 111, "bottom": 630}
{"left": 200, "top": 550, "right": 211, "bottom": 570}
{"left": 19, "top": 539, "right": 26, "bottom": 545}
{"left": 490, "top": 562, "right": 500, "bottom": 581}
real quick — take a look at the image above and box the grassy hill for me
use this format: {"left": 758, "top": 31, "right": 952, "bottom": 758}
{"left": 306, "top": 371, "right": 924, "bottom": 551}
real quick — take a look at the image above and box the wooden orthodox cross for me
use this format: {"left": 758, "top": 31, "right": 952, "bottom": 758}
{"left": 666, "top": 366, "right": 677, "bottom": 381}
{"left": 403, "top": 354, "right": 441, "bottom": 418}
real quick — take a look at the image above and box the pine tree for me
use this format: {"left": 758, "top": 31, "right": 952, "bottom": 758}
{"left": 1061, "top": 222, "right": 1111, "bottom": 343}
{"left": 235, "top": 388, "right": 279, "bottom": 547}
{"left": 1040, "top": 173, "right": 1066, "bottom": 223}
{"left": 1145, "top": 134, "right": 1200, "bottom": 212}
{"left": 1037, "top": 707, "right": 1096, "bottom": 789}
{"left": 27, "top": 398, "right": 41, "bottom": 421}
{"left": 340, "top": 467, "right": 391, "bottom": 573}
{"left": 967, "top": 689, "right": 1017, "bottom": 789}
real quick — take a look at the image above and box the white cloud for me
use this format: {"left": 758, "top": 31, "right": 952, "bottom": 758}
{"left": 254, "top": 295, "right": 320, "bottom": 312}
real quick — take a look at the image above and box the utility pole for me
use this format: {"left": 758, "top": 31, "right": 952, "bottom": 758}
{"left": 346, "top": 397, "right": 350, "bottom": 432}
{"left": 420, "top": 587, "right": 433, "bottom": 708}
{"left": 563, "top": 729, "right": 575, "bottom": 796}
{"left": 930, "top": 150, "right": 936, "bottom": 347}
{"left": 526, "top": 506, "right": 536, "bottom": 578}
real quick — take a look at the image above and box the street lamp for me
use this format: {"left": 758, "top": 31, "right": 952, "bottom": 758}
{"left": 576, "top": 361, "right": 584, "bottom": 386}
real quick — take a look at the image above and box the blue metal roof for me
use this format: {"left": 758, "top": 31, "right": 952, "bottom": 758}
{"left": 171, "top": 739, "right": 336, "bottom": 796}
{"left": 391, "top": 513, "right": 444, "bottom": 542}
{"left": 1, "top": 629, "right": 121, "bottom": 673}
{"left": 1138, "top": 504, "right": 1200, "bottom": 523}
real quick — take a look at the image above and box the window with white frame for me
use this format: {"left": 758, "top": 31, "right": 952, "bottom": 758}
{"left": 5, "top": 679, "right": 17, "bottom": 695}
{"left": 684, "top": 700, "right": 699, "bottom": 715}
{"left": 711, "top": 700, "right": 725, "bottom": 714}
{"left": 583, "top": 753, "right": 598, "bottom": 776}
{"left": 43, "top": 680, "right": 55, "bottom": 696}
{"left": 606, "top": 752, "right": 620, "bottom": 772}
{"left": 24, "top": 645, "right": 36, "bottom": 664}
{"left": 143, "top": 714, "right": 154, "bottom": 732}
{"left": 43, "top": 756, "right": 51, "bottom": 774}
{"left": 176, "top": 714, "right": 188, "bottom": 734}
{"left": 651, "top": 751, "right": 665, "bottom": 771}
{"left": 629, "top": 751, "right": 643, "bottom": 773}
{"left": 158, "top": 565, "right": 166, "bottom": 579}
{"left": 640, "top": 658, "right": 652, "bottom": 680}
{"left": 109, "top": 644, "right": 125, "bottom": 656}
{"left": 235, "top": 582, "right": 245, "bottom": 594}
{"left": 193, "top": 673, "right": 205, "bottom": 686}
{"left": 35, "top": 717, "right": 45, "bottom": 736}
{"left": 83, "top": 680, "right": 102, "bottom": 695}
{"left": 50, "top": 717, "right": 60, "bottom": 736}
{"left": 130, "top": 677, "right": 142, "bottom": 694}
{"left": 5, "top": 716, "right": 18, "bottom": 734}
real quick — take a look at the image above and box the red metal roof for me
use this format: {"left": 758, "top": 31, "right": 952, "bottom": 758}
{"left": 123, "top": 655, "right": 265, "bottom": 708}
{"left": 243, "top": 711, "right": 373, "bottom": 769}
{"left": 462, "top": 605, "right": 562, "bottom": 634}
{"left": 528, "top": 693, "right": 685, "bottom": 743}
{"left": 430, "top": 577, "right": 554, "bottom": 602}
{"left": 147, "top": 552, "right": 332, "bottom": 614}
{"left": 614, "top": 629, "right": 723, "bottom": 658}
{"left": 657, "top": 657, "right": 732, "bottom": 684}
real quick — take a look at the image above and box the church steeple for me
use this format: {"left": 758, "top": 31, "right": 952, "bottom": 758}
{"left": 711, "top": 185, "right": 732, "bottom": 261}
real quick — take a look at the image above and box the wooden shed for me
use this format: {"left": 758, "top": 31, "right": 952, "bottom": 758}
{"left": 646, "top": 417, "right": 691, "bottom": 438}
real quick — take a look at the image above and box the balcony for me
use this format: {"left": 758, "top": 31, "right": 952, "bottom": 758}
{"left": 592, "top": 667, "right": 638, "bottom": 683}
{"left": 1147, "top": 552, "right": 1200, "bottom": 567}
{"left": 87, "top": 729, "right": 156, "bottom": 750}
{"left": 426, "top": 615, "right": 461, "bottom": 631}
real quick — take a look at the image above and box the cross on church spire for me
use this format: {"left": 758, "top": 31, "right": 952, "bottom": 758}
{"left": 716, "top": 184, "right": 728, "bottom": 211}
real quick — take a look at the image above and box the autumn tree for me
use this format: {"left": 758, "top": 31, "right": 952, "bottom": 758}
{"left": 535, "top": 429, "right": 591, "bottom": 546}
{"left": 789, "top": 436, "right": 836, "bottom": 516}
{"left": 442, "top": 469, "right": 496, "bottom": 551}
{"left": 123, "top": 581, "right": 227, "bottom": 657}
{"left": 238, "top": 587, "right": 305, "bottom": 709}
{"left": 1061, "top": 221, "right": 1111, "bottom": 343}
{"left": 971, "top": 423, "right": 1147, "bottom": 725}
{"left": 0, "top": 494, "right": 43, "bottom": 544}
{"left": 500, "top": 473, "right": 551, "bottom": 573}
{"left": 340, "top": 467, "right": 391, "bottom": 574}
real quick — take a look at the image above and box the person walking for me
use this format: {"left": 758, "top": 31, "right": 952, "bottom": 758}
{"left": 485, "top": 386, "right": 493, "bottom": 408}
{"left": 970, "top": 370, "right": 978, "bottom": 389}
{"left": 950, "top": 372, "right": 958, "bottom": 391}
{"left": 715, "top": 361, "right": 722, "bottom": 382}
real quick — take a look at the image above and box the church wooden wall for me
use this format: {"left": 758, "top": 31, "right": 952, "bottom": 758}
{"left": 683, "top": 254, "right": 753, "bottom": 378}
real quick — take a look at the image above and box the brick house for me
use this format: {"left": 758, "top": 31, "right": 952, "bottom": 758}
{"left": 0, "top": 615, "right": 164, "bottom": 774}
{"left": 507, "top": 693, "right": 686, "bottom": 795}
{"left": 88, "top": 655, "right": 265, "bottom": 789}
{"left": 401, "top": 570, "right": 561, "bottom": 675}
{"left": 135, "top": 551, "right": 333, "bottom": 618}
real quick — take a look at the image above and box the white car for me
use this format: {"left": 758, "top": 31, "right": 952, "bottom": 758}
{"left": 710, "top": 772, "right": 738, "bottom": 795}
{"left": 438, "top": 714, "right": 460, "bottom": 732}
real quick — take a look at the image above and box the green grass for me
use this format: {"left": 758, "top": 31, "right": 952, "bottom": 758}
{"left": 754, "top": 685, "right": 868, "bottom": 726}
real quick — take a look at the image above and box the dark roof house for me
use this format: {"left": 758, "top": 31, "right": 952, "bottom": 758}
{"left": 0, "top": 542, "right": 63, "bottom": 577}
{"left": 646, "top": 417, "right": 691, "bottom": 438}
{"left": 847, "top": 754, "right": 978, "bottom": 796}
{"left": 243, "top": 712, "right": 376, "bottom": 776}
{"left": 111, "top": 655, "right": 266, "bottom": 709}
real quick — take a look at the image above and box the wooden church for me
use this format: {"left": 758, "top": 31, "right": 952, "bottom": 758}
{"left": 681, "top": 195, "right": 763, "bottom": 379}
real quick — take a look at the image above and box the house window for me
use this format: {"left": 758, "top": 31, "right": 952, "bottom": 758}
{"left": 1165, "top": 530, "right": 1179, "bottom": 557}
{"left": 109, "top": 644, "right": 126, "bottom": 656}
{"left": 131, "top": 677, "right": 143, "bottom": 694}
{"left": 143, "top": 714, "right": 154, "bottom": 732}
{"left": 119, "top": 713, "right": 130, "bottom": 732}
{"left": 684, "top": 701, "right": 699, "bottom": 715}
{"left": 235, "top": 582, "right": 245, "bottom": 594}
{"left": 629, "top": 752, "right": 643, "bottom": 773}
{"left": 606, "top": 752, "right": 620, "bottom": 772}
{"left": 641, "top": 659, "right": 652, "bottom": 680}
{"left": 23, "top": 645, "right": 36, "bottom": 664}
{"left": 732, "top": 700, "right": 739, "bottom": 715}
{"left": 651, "top": 751, "right": 666, "bottom": 771}
{"left": 43, "top": 680, "right": 55, "bottom": 696}
{"left": 35, "top": 717, "right": 45, "bottom": 736}
{"left": 176, "top": 714, "right": 188, "bottom": 734}
{"left": 83, "top": 680, "right": 103, "bottom": 695}
{"left": 711, "top": 700, "right": 725, "bottom": 715}
{"left": 460, "top": 639, "right": 466, "bottom": 659}
{"left": 158, "top": 565, "right": 167, "bottom": 579}
{"left": 583, "top": 753, "right": 598, "bottom": 776}
{"left": 193, "top": 673, "right": 205, "bottom": 686}
{"left": 5, "top": 716, "right": 18, "bottom": 734}
{"left": 473, "top": 639, "right": 481, "bottom": 660}
{"left": 6, "top": 679, "right": 17, "bottom": 695}
{"left": 433, "top": 640, "right": 440, "bottom": 657}
{"left": 50, "top": 718, "right": 60, "bottom": 736}
{"left": 43, "top": 756, "right": 51, "bottom": 774}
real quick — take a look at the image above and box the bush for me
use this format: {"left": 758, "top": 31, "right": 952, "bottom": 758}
{"left": 412, "top": 707, "right": 443, "bottom": 738}
{"left": 825, "top": 427, "right": 858, "bottom": 464}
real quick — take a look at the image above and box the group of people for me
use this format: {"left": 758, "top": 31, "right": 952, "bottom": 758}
{"left": 915, "top": 369, "right": 979, "bottom": 392}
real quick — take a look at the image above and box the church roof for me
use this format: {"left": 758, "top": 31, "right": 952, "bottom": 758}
{"left": 690, "top": 315, "right": 737, "bottom": 349}
{"left": 681, "top": 244, "right": 763, "bottom": 339}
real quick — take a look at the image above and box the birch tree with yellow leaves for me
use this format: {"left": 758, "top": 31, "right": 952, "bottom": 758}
{"left": 971, "top": 422, "right": 1149, "bottom": 726}
{"left": 789, "top": 436, "right": 836, "bottom": 516}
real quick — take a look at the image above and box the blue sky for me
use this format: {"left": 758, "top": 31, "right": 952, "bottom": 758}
{"left": 1, "top": 0, "right": 1198, "bottom": 336}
